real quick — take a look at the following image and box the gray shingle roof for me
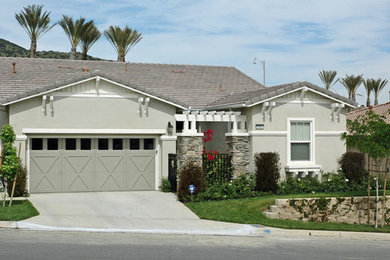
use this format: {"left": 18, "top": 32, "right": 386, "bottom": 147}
{"left": 206, "top": 81, "right": 357, "bottom": 108}
{"left": 0, "top": 57, "right": 264, "bottom": 109}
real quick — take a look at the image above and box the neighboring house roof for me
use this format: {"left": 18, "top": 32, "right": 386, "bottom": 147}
{"left": 347, "top": 102, "right": 390, "bottom": 123}
{"left": 206, "top": 81, "right": 357, "bottom": 108}
{"left": 0, "top": 57, "right": 264, "bottom": 109}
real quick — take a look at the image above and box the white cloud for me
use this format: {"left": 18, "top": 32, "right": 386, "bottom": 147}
{"left": 1, "top": 0, "right": 390, "bottom": 105}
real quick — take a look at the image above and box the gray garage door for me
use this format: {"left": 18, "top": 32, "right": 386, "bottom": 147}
{"left": 30, "top": 137, "right": 156, "bottom": 193}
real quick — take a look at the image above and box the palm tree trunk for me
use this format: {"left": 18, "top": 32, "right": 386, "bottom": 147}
{"left": 82, "top": 52, "right": 88, "bottom": 60}
{"left": 119, "top": 54, "right": 125, "bottom": 62}
{"left": 366, "top": 97, "right": 370, "bottom": 107}
{"left": 70, "top": 45, "right": 77, "bottom": 60}
{"left": 374, "top": 93, "right": 379, "bottom": 105}
{"left": 352, "top": 92, "right": 356, "bottom": 102}
{"left": 30, "top": 39, "right": 37, "bottom": 58}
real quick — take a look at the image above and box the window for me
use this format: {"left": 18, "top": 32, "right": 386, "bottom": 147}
{"left": 98, "top": 139, "right": 109, "bottom": 150}
{"left": 81, "top": 139, "right": 91, "bottom": 150}
{"left": 32, "top": 138, "right": 43, "bottom": 150}
{"left": 144, "top": 139, "right": 154, "bottom": 150}
{"left": 113, "top": 139, "right": 123, "bottom": 150}
{"left": 66, "top": 139, "right": 76, "bottom": 150}
{"left": 130, "top": 139, "right": 140, "bottom": 150}
{"left": 290, "top": 121, "right": 311, "bottom": 161}
{"left": 47, "top": 138, "right": 58, "bottom": 150}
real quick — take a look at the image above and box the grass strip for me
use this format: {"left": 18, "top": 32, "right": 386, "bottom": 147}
{"left": 186, "top": 192, "right": 390, "bottom": 233}
{"left": 0, "top": 200, "right": 39, "bottom": 221}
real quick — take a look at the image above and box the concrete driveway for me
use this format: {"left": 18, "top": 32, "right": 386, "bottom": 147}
{"left": 17, "top": 191, "right": 259, "bottom": 236}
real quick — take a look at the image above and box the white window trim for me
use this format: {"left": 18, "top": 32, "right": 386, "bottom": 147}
{"left": 287, "top": 118, "right": 315, "bottom": 166}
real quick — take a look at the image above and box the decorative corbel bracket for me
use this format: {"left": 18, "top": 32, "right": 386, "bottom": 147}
{"left": 267, "top": 102, "right": 276, "bottom": 120}
{"left": 144, "top": 97, "right": 150, "bottom": 116}
{"left": 42, "top": 95, "right": 47, "bottom": 113}
{"left": 49, "top": 96, "right": 54, "bottom": 114}
{"left": 137, "top": 97, "right": 144, "bottom": 116}
{"left": 261, "top": 102, "right": 269, "bottom": 120}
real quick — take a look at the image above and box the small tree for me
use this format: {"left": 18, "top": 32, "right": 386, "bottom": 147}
{"left": 0, "top": 125, "right": 20, "bottom": 207}
{"left": 341, "top": 109, "right": 390, "bottom": 228}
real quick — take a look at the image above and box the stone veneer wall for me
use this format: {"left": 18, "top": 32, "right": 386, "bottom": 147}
{"left": 226, "top": 135, "right": 250, "bottom": 176}
{"left": 270, "top": 196, "right": 390, "bottom": 226}
{"left": 176, "top": 136, "right": 203, "bottom": 170}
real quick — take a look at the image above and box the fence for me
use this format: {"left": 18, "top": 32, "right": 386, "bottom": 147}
{"left": 202, "top": 153, "right": 233, "bottom": 185}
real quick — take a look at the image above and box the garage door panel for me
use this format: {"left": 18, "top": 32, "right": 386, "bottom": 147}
{"left": 127, "top": 152, "right": 155, "bottom": 190}
{"left": 62, "top": 155, "right": 94, "bottom": 192}
{"left": 30, "top": 155, "right": 61, "bottom": 192}
{"left": 30, "top": 137, "right": 157, "bottom": 193}
{"left": 96, "top": 154, "right": 126, "bottom": 191}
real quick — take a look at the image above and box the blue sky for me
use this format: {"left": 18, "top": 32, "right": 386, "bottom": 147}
{"left": 1, "top": 0, "right": 390, "bottom": 105}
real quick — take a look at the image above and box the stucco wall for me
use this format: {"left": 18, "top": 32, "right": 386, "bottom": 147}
{"left": 248, "top": 92, "right": 348, "bottom": 176}
{"left": 201, "top": 122, "right": 228, "bottom": 153}
{"left": 7, "top": 80, "right": 178, "bottom": 186}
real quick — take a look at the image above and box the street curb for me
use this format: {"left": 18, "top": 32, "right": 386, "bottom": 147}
{"left": 262, "top": 227, "right": 390, "bottom": 241}
{"left": 2, "top": 220, "right": 390, "bottom": 240}
{"left": 10, "top": 221, "right": 262, "bottom": 237}
{"left": 0, "top": 221, "right": 16, "bottom": 229}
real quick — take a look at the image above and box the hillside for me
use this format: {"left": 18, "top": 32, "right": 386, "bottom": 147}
{"left": 0, "top": 38, "right": 101, "bottom": 60}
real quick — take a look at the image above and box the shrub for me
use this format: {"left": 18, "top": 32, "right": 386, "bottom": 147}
{"left": 278, "top": 176, "right": 320, "bottom": 195}
{"left": 254, "top": 152, "right": 280, "bottom": 193}
{"left": 160, "top": 178, "right": 171, "bottom": 192}
{"left": 277, "top": 171, "right": 374, "bottom": 195}
{"left": 177, "top": 162, "right": 206, "bottom": 202}
{"left": 7, "top": 162, "right": 27, "bottom": 197}
{"left": 339, "top": 152, "right": 366, "bottom": 184}
{"left": 196, "top": 173, "right": 255, "bottom": 201}
{"left": 1, "top": 125, "right": 20, "bottom": 182}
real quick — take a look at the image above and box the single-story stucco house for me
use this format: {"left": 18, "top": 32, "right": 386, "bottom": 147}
{"left": 0, "top": 57, "right": 356, "bottom": 193}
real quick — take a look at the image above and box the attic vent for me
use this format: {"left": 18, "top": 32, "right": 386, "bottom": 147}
{"left": 171, "top": 69, "right": 184, "bottom": 73}
{"left": 12, "top": 62, "right": 16, "bottom": 74}
{"left": 58, "top": 66, "right": 73, "bottom": 69}
{"left": 82, "top": 67, "right": 89, "bottom": 72}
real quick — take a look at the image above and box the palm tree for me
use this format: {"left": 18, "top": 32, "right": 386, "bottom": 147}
{"left": 80, "top": 23, "right": 101, "bottom": 60}
{"left": 340, "top": 75, "right": 363, "bottom": 102}
{"left": 371, "top": 78, "right": 388, "bottom": 105}
{"left": 104, "top": 26, "right": 142, "bottom": 62}
{"left": 15, "top": 5, "right": 54, "bottom": 58}
{"left": 318, "top": 70, "right": 338, "bottom": 90}
{"left": 363, "top": 79, "right": 374, "bottom": 107}
{"left": 59, "top": 16, "right": 93, "bottom": 59}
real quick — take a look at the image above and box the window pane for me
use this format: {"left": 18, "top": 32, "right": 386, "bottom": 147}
{"left": 144, "top": 139, "right": 154, "bottom": 150}
{"left": 81, "top": 139, "right": 91, "bottom": 150}
{"left": 130, "top": 139, "right": 140, "bottom": 150}
{"left": 291, "top": 143, "right": 310, "bottom": 161}
{"left": 66, "top": 139, "right": 76, "bottom": 150}
{"left": 47, "top": 138, "right": 58, "bottom": 150}
{"left": 291, "top": 122, "right": 310, "bottom": 141}
{"left": 32, "top": 138, "right": 43, "bottom": 150}
{"left": 98, "top": 139, "right": 109, "bottom": 150}
{"left": 113, "top": 139, "right": 123, "bottom": 150}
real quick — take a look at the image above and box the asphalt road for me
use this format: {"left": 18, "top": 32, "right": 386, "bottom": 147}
{"left": 0, "top": 229, "right": 389, "bottom": 260}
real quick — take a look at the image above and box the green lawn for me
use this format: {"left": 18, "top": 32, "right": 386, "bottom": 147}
{"left": 186, "top": 191, "right": 390, "bottom": 233}
{"left": 0, "top": 200, "right": 39, "bottom": 221}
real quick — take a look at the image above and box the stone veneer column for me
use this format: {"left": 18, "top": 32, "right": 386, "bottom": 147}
{"left": 176, "top": 135, "right": 204, "bottom": 170}
{"left": 226, "top": 135, "right": 250, "bottom": 176}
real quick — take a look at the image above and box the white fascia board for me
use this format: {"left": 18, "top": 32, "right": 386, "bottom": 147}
{"left": 315, "top": 131, "right": 345, "bottom": 136}
{"left": 3, "top": 76, "right": 188, "bottom": 110}
{"left": 247, "top": 86, "right": 356, "bottom": 108}
{"left": 22, "top": 128, "right": 167, "bottom": 135}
